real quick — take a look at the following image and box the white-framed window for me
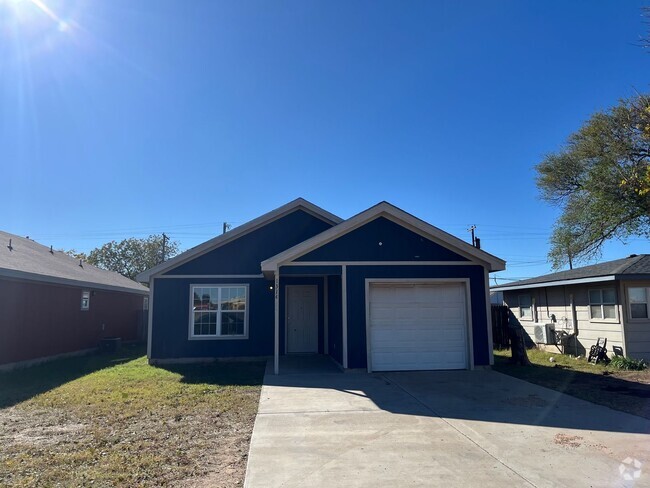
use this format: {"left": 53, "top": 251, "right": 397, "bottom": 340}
{"left": 190, "top": 285, "right": 248, "bottom": 339}
{"left": 628, "top": 287, "right": 649, "bottom": 320}
{"left": 81, "top": 290, "right": 90, "bottom": 311}
{"left": 588, "top": 288, "right": 617, "bottom": 320}
{"left": 518, "top": 294, "right": 532, "bottom": 320}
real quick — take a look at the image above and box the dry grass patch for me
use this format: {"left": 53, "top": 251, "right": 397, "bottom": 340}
{"left": 0, "top": 346, "right": 265, "bottom": 487}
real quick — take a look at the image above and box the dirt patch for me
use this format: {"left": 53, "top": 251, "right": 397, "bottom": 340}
{"left": 554, "top": 433, "right": 584, "bottom": 448}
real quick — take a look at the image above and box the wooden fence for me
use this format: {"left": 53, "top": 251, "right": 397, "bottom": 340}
{"left": 491, "top": 304, "right": 510, "bottom": 349}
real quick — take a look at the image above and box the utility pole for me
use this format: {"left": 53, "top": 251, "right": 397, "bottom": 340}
{"left": 468, "top": 225, "right": 476, "bottom": 247}
{"left": 161, "top": 233, "right": 168, "bottom": 263}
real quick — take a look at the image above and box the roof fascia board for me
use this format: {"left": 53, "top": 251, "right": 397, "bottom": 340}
{"left": 136, "top": 199, "right": 342, "bottom": 282}
{"left": 0, "top": 268, "right": 149, "bottom": 295}
{"left": 262, "top": 203, "right": 505, "bottom": 272}
{"left": 491, "top": 275, "right": 617, "bottom": 291}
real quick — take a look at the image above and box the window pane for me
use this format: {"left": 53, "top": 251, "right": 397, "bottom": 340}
{"left": 222, "top": 287, "right": 246, "bottom": 311}
{"left": 590, "top": 305, "right": 603, "bottom": 319}
{"left": 629, "top": 288, "right": 647, "bottom": 304}
{"left": 221, "top": 312, "right": 245, "bottom": 335}
{"left": 193, "top": 289, "right": 202, "bottom": 309}
{"left": 194, "top": 311, "right": 217, "bottom": 335}
{"left": 209, "top": 288, "right": 219, "bottom": 310}
{"left": 602, "top": 289, "right": 616, "bottom": 304}
{"left": 521, "top": 307, "right": 531, "bottom": 318}
{"left": 631, "top": 303, "right": 649, "bottom": 319}
{"left": 603, "top": 305, "right": 616, "bottom": 319}
{"left": 589, "top": 290, "right": 602, "bottom": 305}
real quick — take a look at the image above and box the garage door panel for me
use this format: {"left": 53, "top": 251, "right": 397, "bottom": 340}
{"left": 369, "top": 282, "right": 468, "bottom": 372}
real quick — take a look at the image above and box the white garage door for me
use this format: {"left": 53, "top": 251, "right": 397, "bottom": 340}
{"left": 368, "top": 282, "right": 469, "bottom": 371}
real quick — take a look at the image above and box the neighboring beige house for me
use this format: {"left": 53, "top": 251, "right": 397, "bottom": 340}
{"left": 492, "top": 255, "right": 650, "bottom": 361}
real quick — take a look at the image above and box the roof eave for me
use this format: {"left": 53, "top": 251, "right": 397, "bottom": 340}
{"left": 261, "top": 202, "right": 506, "bottom": 272}
{"left": 136, "top": 198, "right": 342, "bottom": 282}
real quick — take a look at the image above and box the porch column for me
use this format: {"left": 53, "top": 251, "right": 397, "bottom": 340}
{"left": 274, "top": 269, "right": 280, "bottom": 375}
{"left": 342, "top": 265, "right": 348, "bottom": 369}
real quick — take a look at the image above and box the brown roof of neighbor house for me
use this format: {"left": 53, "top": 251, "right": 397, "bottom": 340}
{"left": 492, "top": 254, "right": 650, "bottom": 291}
{"left": 0, "top": 231, "right": 149, "bottom": 294}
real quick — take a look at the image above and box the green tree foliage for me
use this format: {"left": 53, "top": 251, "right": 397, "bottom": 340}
{"left": 86, "top": 235, "right": 180, "bottom": 280}
{"left": 536, "top": 94, "right": 650, "bottom": 270}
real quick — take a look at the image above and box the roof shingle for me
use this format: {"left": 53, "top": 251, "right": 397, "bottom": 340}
{"left": 0, "top": 231, "right": 148, "bottom": 294}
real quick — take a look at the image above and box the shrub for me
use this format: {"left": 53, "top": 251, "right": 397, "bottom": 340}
{"left": 610, "top": 355, "right": 648, "bottom": 371}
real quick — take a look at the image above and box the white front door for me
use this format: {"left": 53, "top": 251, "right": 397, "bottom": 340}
{"left": 368, "top": 282, "right": 469, "bottom": 371}
{"left": 286, "top": 285, "right": 319, "bottom": 353}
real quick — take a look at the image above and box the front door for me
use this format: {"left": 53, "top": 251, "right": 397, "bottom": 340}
{"left": 286, "top": 285, "right": 318, "bottom": 353}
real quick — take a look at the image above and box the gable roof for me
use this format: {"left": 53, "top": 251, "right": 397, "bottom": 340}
{"left": 135, "top": 198, "right": 342, "bottom": 282}
{"left": 0, "top": 231, "right": 149, "bottom": 294}
{"left": 261, "top": 201, "right": 506, "bottom": 273}
{"left": 492, "top": 254, "right": 650, "bottom": 291}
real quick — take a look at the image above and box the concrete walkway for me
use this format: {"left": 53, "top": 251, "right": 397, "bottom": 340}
{"left": 245, "top": 361, "right": 650, "bottom": 487}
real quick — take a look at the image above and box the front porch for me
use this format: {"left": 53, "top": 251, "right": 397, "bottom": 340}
{"left": 272, "top": 266, "right": 346, "bottom": 375}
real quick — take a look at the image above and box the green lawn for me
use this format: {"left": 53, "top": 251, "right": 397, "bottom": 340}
{"left": 493, "top": 348, "right": 650, "bottom": 419}
{"left": 0, "top": 345, "right": 265, "bottom": 487}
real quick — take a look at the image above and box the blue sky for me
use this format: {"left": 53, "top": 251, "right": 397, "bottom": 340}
{"left": 2, "top": 0, "right": 648, "bottom": 283}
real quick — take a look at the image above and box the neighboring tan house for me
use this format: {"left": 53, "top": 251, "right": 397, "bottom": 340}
{"left": 137, "top": 198, "right": 506, "bottom": 374}
{"left": 492, "top": 255, "right": 650, "bottom": 361}
{"left": 0, "top": 231, "right": 149, "bottom": 370}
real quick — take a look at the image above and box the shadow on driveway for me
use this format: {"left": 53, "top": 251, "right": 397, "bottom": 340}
{"left": 263, "top": 363, "right": 650, "bottom": 435}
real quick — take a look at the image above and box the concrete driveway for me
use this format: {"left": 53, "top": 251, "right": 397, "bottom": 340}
{"left": 244, "top": 358, "right": 650, "bottom": 488}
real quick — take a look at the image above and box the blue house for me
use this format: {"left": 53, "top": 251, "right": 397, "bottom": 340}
{"left": 137, "top": 199, "right": 505, "bottom": 374}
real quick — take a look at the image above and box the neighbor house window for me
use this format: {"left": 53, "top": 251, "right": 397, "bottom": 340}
{"left": 589, "top": 289, "right": 616, "bottom": 320}
{"left": 81, "top": 290, "right": 90, "bottom": 311}
{"left": 190, "top": 285, "right": 247, "bottom": 338}
{"left": 518, "top": 294, "right": 532, "bottom": 319}
{"left": 143, "top": 297, "right": 149, "bottom": 311}
{"left": 628, "top": 287, "right": 649, "bottom": 319}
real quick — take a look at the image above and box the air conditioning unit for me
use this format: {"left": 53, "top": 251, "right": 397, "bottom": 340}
{"left": 534, "top": 323, "right": 556, "bottom": 345}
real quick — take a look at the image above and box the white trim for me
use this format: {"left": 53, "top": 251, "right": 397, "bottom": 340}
{"left": 147, "top": 279, "right": 154, "bottom": 359}
{"left": 187, "top": 284, "right": 249, "bottom": 340}
{"left": 274, "top": 272, "right": 280, "bottom": 375}
{"left": 261, "top": 202, "right": 505, "bottom": 273}
{"left": 0, "top": 268, "right": 148, "bottom": 295}
{"left": 342, "top": 265, "right": 348, "bottom": 369}
{"left": 156, "top": 274, "right": 264, "bottom": 279}
{"left": 492, "top": 275, "right": 617, "bottom": 291}
{"left": 364, "top": 278, "right": 473, "bottom": 373}
{"left": 136, "top": 198, "right": 342, "bottom": 282}
{"left": 484, "top": 268, "right": 494, "bottom": 365}
{"left": 324, "top": 276, "right": 329, "bottom": 355}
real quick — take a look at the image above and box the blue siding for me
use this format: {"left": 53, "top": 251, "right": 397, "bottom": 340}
{"left": 344, "top": 265, "right": 489, "bottom": 369}
{"left": 151, "top": 277, "right": 274, "bottom": 359}
{"left": 279, "top": 265, "right": 342, "bottom": 276}
{"left": 327, "top": 276, "right": 343, "bottom": 365}
{"left": 296, "top": 217, "right": 468, "bottom": 262}
{"left": 166, "top": 210, "right": 334, "bottom": 276}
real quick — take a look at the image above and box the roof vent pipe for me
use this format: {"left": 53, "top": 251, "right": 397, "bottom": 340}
{"left": 50, "top": 245, "right": 54, "bottom": 254}
{"left": 79, "top": 259, "right": 83, "bottom": 268}
{"left": 7, "top": 239, "right": 12, "bottom": 251}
